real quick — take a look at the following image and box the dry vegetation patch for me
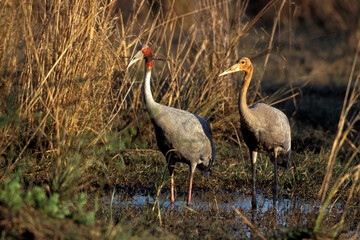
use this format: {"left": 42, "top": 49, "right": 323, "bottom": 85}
{"left": 0, "top": 0, "right": 359, "bottom": 239}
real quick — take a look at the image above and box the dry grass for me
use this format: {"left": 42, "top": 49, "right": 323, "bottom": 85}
{"left": 0, "top": 0, "right": 292, "bottom": 182}
{"left": 314, "top": 39, "right": 360, "bottom": 236}
{"left": 0, "top": 0, "right": 359, "bottom": 239}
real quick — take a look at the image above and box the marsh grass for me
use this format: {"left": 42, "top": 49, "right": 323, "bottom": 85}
{"left": 314, "top": 40, "right": 360, "bottom": 237}
{"left": 0, "top": 0, "right": 359, "bottom": 239}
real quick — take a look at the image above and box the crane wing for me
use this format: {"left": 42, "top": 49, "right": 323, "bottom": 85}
{"left": 152, "top": 105, "right": 214, "bottom": 165}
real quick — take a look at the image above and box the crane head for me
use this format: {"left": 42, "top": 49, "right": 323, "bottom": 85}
{"left": 219, "top": 57, "right": 252, "bottom": 76}
{"left": 127, "top": 44, "right": 153, "bottom": 68}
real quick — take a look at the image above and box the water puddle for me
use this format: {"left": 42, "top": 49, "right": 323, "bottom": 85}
{"left": 103, "top": 189, "right": 343, "bottom": 237}
{"left": 112, "top": 192, "right": 312, "bottom": 212}
{"left": 107, "top": 189, "right": 341, "bottom": 215}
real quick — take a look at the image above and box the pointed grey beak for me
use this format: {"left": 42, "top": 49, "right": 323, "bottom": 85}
{"left": 127, "top": 50, "right": 143, "bottom": 68}
{"left": 219, "top": 63, "right": 240, "bottom": 77}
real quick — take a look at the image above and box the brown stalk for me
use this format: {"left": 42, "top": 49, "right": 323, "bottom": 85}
{"left": 319, "top": 40, "right": 360, "bottom": 203}
{"left": 315, "top": 39, "right": 360, "bottom": 233}
{"left": 232, "top": 207, "right": 267, "bottom": 240}
{"left": 222, "top": 0, "right": 280, "bottom": 62}
{"left": 250, "top": 0, "right": 286, "bottom": 103}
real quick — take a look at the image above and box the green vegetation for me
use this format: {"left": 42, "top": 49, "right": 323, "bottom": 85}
{"left": 1, "top": 0, "right": 359, "bottom": 239}
{"left": 0, "top": 169, "right": 95, "bottom": 223}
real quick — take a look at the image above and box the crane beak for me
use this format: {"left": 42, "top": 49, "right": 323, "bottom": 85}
{"left": 219, "top": 63, "right": 240, "bottom": 77}
{"left": 127, "top": 50, "right": 143, "bottom": 68}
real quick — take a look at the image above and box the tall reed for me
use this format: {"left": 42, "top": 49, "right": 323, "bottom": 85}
{"left": 314, "top": 39, "right": 360, "bottom": 236}
{"left": 0, "top": 0, "right": 258, "bottom": 178}
{"left": 0, "top": 0, "right": 299, "bottom": 198}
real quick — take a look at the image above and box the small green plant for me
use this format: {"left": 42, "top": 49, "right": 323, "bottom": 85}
{"left": 71, "top": 192, "right": 97, "bottom": 225}
{"left": 24, "top": 186, "right": 71, "bottom": 218}
{"left": 0, "top": 169, "right": 23, "bottom": 211}
{"left": 0, "top": 169, "right": 96, "bottom": 225}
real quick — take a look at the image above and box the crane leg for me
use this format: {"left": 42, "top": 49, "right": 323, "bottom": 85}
{"left": 273, "top": 150, "right": 278, "bottom": 208}
{"left": 168, "top": 164, "right": 175, "bottom": 204}
{"left": 187, "top": 164, "right": 196, "bottom": 206}
{"left": 251, "top": 151, "right": 258, "bottom": 210}
{"left": 171, "top": 171, "right": 175, "bottom": 204}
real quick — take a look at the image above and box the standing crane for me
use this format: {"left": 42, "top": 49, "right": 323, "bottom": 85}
{"left": 127, "top": 44, "right": 216, "bottom": 206}
{"left": 219, "top": 57, "right": 291, "bottom": 209}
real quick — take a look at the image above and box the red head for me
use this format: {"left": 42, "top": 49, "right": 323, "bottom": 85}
{"left": 127, "top": 44, "right": 153, "bottom": 69}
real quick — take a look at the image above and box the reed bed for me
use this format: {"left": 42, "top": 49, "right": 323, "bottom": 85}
{"left": 0, "top": 0, "right": 359, "bottom": 239}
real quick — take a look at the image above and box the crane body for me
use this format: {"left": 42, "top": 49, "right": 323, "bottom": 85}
{"left": 219, "top": 57, "right": 291, "bottom": 209}
{"left": 128, "top": 44, "right": 215, "bottom": 206}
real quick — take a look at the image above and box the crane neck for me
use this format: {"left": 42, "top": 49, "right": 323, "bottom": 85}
{"left": 238, "top": 67, "right": 255, "bottom": 123}
{"left": 143, "top": 65, "right": 155, "bottom": 109}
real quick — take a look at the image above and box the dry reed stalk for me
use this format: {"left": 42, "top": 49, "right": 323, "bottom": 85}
{"left": 0, "top": 1, "right": 121, "bottom": 181}
{"left": 0, "top": 0, "right": 294, "bottom": 191}
{"left": 222, "top": 0, "right": 280, "bottom": 62}
{"left": 314, "top": 39, "right": 360, "bottom": 235}
{"left": 337, "top": 166, "right": 360, "bottom": 231}
{"left": 232, "top": 206, "right": 267, "bottom": 240}
{"left": 250, "top": 0, "right": 286, "bottom": 104}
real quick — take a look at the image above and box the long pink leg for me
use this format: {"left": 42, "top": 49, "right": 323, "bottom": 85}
{"left": 273, "top": 149, "right": 278, "bottom": 209}
{"left": 171, "top": 171, "right": 175, "bottom": 204}
{"left": 187, "top": 164, "right": 196, "bottom": 206}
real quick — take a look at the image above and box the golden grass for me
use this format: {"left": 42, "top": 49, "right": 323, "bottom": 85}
{"left": 0, "top": 0, "right": 359, "bottom": 239}
{"left": 314, "top": 39, "right": 360, "bottom": 236}
{"left": 232, "top": 206, "right": 267, "bottom": 240}
{"left": 0, "top": 0, "right": 274, "bottom": 170}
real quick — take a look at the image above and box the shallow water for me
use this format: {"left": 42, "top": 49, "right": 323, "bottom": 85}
{"left": 113, "top": 193, "right": 300, "bottom": 212}
{"left": 113, "top": 191, "right": 314, "bottom": 213}
{"left": 104, "top": 189, "right": 343, "bottom": 238}
{"left": 107, "top": 189, "right": 340, "bottom": 218}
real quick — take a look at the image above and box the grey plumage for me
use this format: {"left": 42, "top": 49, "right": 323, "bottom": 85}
{"left": 219, "top": 57, "right": 291, "bottom": 209}
{"left": 128, "top": 44, "right": 215, "bottom": 205}
{"left": 242, "top": 103, "right": 291, "bottom": 164}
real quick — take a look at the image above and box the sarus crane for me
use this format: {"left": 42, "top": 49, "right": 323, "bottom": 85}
{"left": 127, "top": 44, "right": 216, "bottom": 206}
{"left": 219, "top": 57, "right": 291, "bottom": 209}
